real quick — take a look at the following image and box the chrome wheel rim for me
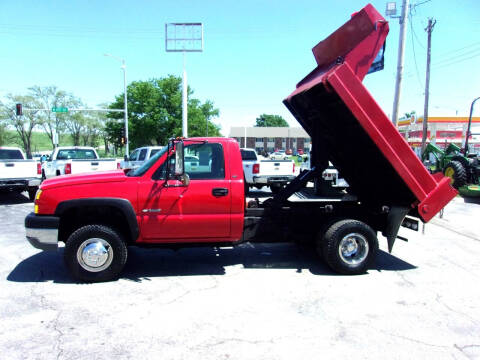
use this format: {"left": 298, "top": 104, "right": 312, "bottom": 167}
{"left": 77, "top": 238, "right": 113, "bottom": 272}
{"left": 338, "top": 233, "right": 369, "bottom": 265}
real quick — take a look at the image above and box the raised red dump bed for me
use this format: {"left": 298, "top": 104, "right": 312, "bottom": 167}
{"left": 283, "top": 4, "right": 456, "bottom": 222}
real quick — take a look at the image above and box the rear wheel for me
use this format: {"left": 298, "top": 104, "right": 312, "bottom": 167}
{"left": 444, "top": 160, "right": 467, "bottom": 189}
{"left": 64, "top": 224, "right": 127, "bottom": 282}
{"left": 319, "top": 219, "right": 378, "bottom": 275}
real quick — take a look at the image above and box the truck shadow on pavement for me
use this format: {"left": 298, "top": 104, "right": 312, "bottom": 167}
{"left": 0, "top": 191, "right": 32, "bottom": 205}
{"left": 7, "top": 243, "right": 416, "bottom": 283}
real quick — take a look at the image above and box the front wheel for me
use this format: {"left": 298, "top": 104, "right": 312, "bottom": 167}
{"left": 319, "top": 219, "right": 378, "bottom": 275}
{"left": 64, "top": 225, "right": 127, "bottom": 282}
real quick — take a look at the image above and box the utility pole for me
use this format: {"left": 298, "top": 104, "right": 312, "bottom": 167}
{"left": 421, "top": 18, "right": 436, "bottom": 154}
{"left": 390, "top": 0, "right": 410, "bottom": 127}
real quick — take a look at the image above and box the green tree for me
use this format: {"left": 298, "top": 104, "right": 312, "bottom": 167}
{"left": 0, "top": 123, "right": 5, "bottom": 146}
{"left": 80, "top": 112, "right": 102, "bottom": 147}
{"left": 255, "top": 114, "right": 289, "bottom": 127}
{"left": 0, "top": 95, "right": 41, "bottom": 157}
{"left": 105, "top": 120, "right": 124, "bottom": 155}
{"left": 65, "top": 111, "right": 86, "bottom": 146}
{"left": 97, "top": 103, "right": 112, "bottom": 154}
{"left": 29, "top": 85, "right": 77, "bottom": 148}
{"left": 107, "top": 75, "right": 221, "bottom": 149}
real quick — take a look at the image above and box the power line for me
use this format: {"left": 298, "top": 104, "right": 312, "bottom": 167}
{"left": 431, "top": 51, "right": 480, "bottom": 70}
{"left": 432, "top": 46, "right": 480, "bottom": 66}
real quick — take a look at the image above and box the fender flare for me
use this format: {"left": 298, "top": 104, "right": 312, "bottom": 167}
{"left": 55, "top": 198, "right": 139, "bottom": 241}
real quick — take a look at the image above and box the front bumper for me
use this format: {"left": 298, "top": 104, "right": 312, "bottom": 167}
{"left": 253, "top": 175, "right": 296, "bottom": 185}
{"left": 25, "top": 212, "right": 59, "bottom": 251}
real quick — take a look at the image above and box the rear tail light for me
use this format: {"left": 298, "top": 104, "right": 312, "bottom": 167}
{"left": 293, "top": 162, "right": 295, "bottom": 173}
{"left": 37, "top": 163, "right": 42, "bottom": 175}
{"left": 65, "top": 163, "right": 72, "bottom": 175}
{"left": 253, "top": 163, "right": 260, "bottom": 174}
{"left": 117, "top": 162, "right": 121, "bottom": 169}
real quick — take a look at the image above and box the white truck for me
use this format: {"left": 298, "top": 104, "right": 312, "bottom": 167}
{"left": 0, "top": 147, "right": 41, "bottom": 200}
{"left": 121, "top": 146, "right": 164, "bottom": 170}
{"left": 241, "top": 148, "right": 296, "bottom": 193}
{"left": 300, "top": 146, "right": 349, "bottom": 193}
{"left": 42, "top": 146, "right": 120, "bottom": 179}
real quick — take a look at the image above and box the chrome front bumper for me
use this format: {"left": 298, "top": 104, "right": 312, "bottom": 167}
{"left": 25, "top": 213, "right": 59, "bottom": 251}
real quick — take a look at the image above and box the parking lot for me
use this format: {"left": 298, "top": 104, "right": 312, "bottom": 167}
{"left": 1, "top": 190, "right": 480, "bottom": 360}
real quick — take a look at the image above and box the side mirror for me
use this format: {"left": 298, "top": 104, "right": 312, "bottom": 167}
{"left": 175, "top": 141, "right": 185, "bottom": 176}
{"left": 124, "top": 155, "right": 128, "bottom": 161}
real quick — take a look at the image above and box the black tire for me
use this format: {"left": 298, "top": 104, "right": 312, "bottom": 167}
{"left": 64, "top": 225, "right": 127, "bottom": 282}
{"left": 319, "top": 219, "right": 378, "bottom": 275}
{"left": 444, "top": 160, "right": 467, "bottom": 189}
{"left": 28, "top": 187, "right": 37, "bottom": 201}
{"left": 255, "top": 185, "right": 264, "bottom": 190}
{"left": 451, "top": 155, "right": 470, "bottom": 170}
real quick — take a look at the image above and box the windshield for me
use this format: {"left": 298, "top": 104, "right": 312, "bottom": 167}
{"left": 56, "top": 149, "right": 97, "bottom": 160}
{"left": 241, "top": 149, "right": 257, "bottom": 161}
{"left": 128, "top": 145, "right": 168, "bottom": 177}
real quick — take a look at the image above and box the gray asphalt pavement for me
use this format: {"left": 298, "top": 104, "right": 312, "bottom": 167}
{"left": 1, "top": 191, "right": 479, "bottom": 360}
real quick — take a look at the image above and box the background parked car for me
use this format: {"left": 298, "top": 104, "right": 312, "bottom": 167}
{"left": 270, "top": 150, "right": 289, "bottom": 160}
{"left": 0, "top": 147, "right": 41, "bottom": 200}
{"left": 42, "top": 146, "right": 119, "bottom": 179}
{"left": 121, "top": 146, "right": 165, "bottom": 170}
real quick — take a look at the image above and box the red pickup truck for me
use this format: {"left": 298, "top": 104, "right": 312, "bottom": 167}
{"left": 25, "top": 4, "right": 457, "bottom": 282}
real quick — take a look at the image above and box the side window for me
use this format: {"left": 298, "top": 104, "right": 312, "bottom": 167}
{"left": 129, "top": 149, "right": 139, "bottom": 161}
{"left": 138, "top": 149, "right": 147, "bottom": 161}
{"left": 184, "top": 143, "right": 225, "bottom": 180}
{"left": 152, "top": 143, "right": 225, "bottom": 181}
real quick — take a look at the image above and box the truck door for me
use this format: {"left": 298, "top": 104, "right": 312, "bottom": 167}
{"left": 138, "top": 142, "right": 231, "bottom": 242}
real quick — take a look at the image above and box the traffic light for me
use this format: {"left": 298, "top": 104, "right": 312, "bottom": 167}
{"left": 16, "top": 103, "right": 23, "bottom": 116}
{"left": 120, "top": 127, "right": 126, "bottom": 145}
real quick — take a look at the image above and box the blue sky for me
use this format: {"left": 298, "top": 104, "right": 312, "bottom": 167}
{"left": 1, "top": 0, "right": 479, "bottom": 136}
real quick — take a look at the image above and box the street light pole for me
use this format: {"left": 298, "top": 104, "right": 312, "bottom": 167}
{"left": 121, "top": 59, "right": 129, "bottom": 156}
{"left": 104, "top": 53, "right": 129, "bottom": 155}
{"left": 391, "top": 0, "right": 410, "bottom": 127}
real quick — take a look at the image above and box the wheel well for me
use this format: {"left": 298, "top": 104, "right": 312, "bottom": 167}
{"left": 58, "top": 205, "right": 133, "bottom": 245}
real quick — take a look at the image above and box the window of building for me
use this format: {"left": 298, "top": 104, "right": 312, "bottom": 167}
{"left": 255, "top": 138, "right": 263, "bottom": 142}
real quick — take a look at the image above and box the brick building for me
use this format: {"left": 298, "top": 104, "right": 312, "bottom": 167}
{"left": 229, "top": 127, "right": 310, "bottom": 154}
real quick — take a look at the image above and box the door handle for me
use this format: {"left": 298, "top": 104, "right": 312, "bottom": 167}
{"left": 212, "top": 188, "right": 228, "bottom": 197}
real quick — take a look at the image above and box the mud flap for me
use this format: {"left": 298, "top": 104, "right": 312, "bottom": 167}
{"left": 383, "top": 206, "right": 410, "bottom": 253}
